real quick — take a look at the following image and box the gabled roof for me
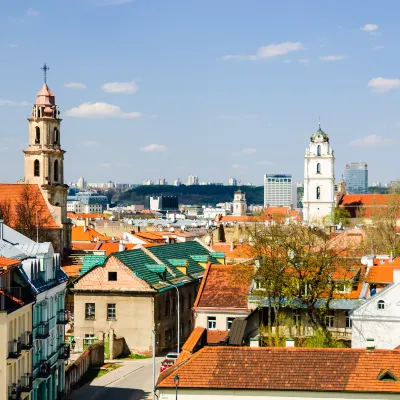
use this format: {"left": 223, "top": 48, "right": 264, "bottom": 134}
{"left": 97, "top": 242, "right": 136, "bottom": 255}
{"left": 158, "top": 346, "right": 400, "bottom": 392}
{"left": 72, "top": 226, "right": 108, "bottom": 242}
{"left": 194, "top": 264, "right": 252, "bottom": 309}
{"left": 80, "top": 255, "right": 108, "bottom": 275}
{"left": 0, "top": 184, "right": 59, "bottom": 229}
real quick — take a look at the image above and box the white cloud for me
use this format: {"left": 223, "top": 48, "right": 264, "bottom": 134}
{"left": 102, "top": 81, "right": 138, "bottom": 94}
{"left": 368, "top": 77, "right": 400, "bottom": 93}
{"left": 299, "top": 58, "right": 310, "bottom": 65}
{"left": 0, "top": 147, "right": 9, "bottom": 152}
{"left": 319, "top": 55, "right": 346, "bottom": 61}
{"left": 65, "top": 102, "right": 141, "bottom": 118}
{"left": 361, "top": 24, "right": 379, "bottom": 32}
{"left": 98, "top": 163, "right": 111, "bottom": 168}
{"left": 80, "top": 140, "right": 99, "bottom": 147}
{"left": 0, "top": 100, "right": 30, "bottom": 107}
{"left": 350, "top": 134, "right": 395, "bottom": 147}
{"left": 65, "top": 82, "right": 87, "bottom": 89}
{"left": 223, "top": 42, "right": 304, "bottom": 61}
{"left": 141, "top": 144, "right": 168, "bottom": 152}
{"left": 8, "top": 44, "right": 17, "bottom": 48}
{"left": 232, "top": 164, "right": 248, "bottom": 169}
{"left": 26, "top": 9, "right": 40, "bottom": 16}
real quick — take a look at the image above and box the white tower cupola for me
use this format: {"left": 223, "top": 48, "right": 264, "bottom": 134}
{"left": 303, "top": 123, "right": 335, "bottom": 223}
{"left": 233, "top": 189, "right": 247, "bottom": 217}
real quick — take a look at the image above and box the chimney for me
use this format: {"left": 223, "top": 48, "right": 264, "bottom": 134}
{"left": 0, "top": 219, "right": 3, "bottom": 240}
{"left": 393, "top": 269, "right": 400, "bottom": 284}
{"left": 119, "top": 241, "right": 125, "bottom": 252}
{"left": 285, "top": 338, "right": 295, "bottom": 347}
{"left": 366, "top": 338, "right": 375, "bottom": 350}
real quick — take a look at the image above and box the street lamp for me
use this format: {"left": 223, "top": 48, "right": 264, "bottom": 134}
{"left": 159, "top": 281, "right": 180, "bottom": 354}
{"left": 174, "top": 374, "right": 180, "bottom": 400}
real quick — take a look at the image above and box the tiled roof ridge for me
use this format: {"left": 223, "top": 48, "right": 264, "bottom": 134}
{"left": 193, "top": 262, "right": 212, "bottom": 308}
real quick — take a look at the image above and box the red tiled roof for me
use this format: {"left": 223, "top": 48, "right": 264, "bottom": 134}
{"left": 158, "top": 346, "right": 400, "bottom": 392}
{"left": 72, "top": 226, "right": 108, "bottom": 242}
{"left": 0, "top": 184, "right": 59, "bottom": 229}
{"left": 175, "top": 350, "right": 192, "bottom": 364}
{"left": 211, "top": 242, "right": 255, "bottom": 260}
{"left": 67, "top": 213, "right": 106, "bottom": 220}
{"left": 97, "top": 242, "right": 136, "bottom": 255}
{"left": 339, "top": 194, "right": 400, "bottom": 218}
{"left": 0, "top": 257, "right": 21, "bottom": 268}
{"left": 181, "top": 327, "right": 206, "bottom": 352}
{"left": 194, "top": 264, "right": 252, "bottom": 309}
{"left": 206, "top": 330, "right": 229, "bottom": 344}
{"left": 72, "top": 243, "right": 101, "bottom": 251}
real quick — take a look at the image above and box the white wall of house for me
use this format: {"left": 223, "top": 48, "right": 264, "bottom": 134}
{"left": 195, "top": 309, "right": 250, "bottom": 331}
{"left": 158, "top": 389, "right": 400, "bottom": 400}
{"left": 351, "top": 283, "right": 400, "bottom": 349}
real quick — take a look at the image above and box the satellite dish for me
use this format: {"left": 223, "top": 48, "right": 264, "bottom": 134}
{"left": 205, "top": 236, "right": 211, "bottom": 245}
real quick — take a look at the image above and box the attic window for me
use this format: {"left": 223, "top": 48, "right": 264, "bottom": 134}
{"left": 377, "top": 300, "right": 385, "bottom": 310}
{"left": 377, "top": 370, "right": 399, "bottom": 381}
{"left": 108, "top": 272, "right": 117, "bottom": 281}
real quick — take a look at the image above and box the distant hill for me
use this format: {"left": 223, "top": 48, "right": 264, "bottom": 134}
{"left": 117, "top": 185, "right": 264, "bottom": 206}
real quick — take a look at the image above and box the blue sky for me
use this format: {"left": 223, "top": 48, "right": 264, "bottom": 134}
{"left": 0, "top": 0, "right": 399, "bottom": 186}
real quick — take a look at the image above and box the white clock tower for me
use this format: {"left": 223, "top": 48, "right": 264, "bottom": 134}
{"left": 303, "top": 123, "right": 335, "bottom": 223}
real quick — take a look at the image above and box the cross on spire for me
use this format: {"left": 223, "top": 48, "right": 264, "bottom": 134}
{"left": 41, "top": 63, "right": 50, "bottom": 83}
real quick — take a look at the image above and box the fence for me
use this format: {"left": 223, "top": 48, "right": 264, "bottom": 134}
{"left": 64, "top": 342, "right": 104, "bottom": 395}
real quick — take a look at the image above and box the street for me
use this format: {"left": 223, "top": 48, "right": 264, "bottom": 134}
{"left": 67, "top": 357, "right": 164, "bottom": 400}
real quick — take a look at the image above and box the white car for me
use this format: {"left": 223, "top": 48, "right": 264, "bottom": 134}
{"left": 165, "top": 352, "right": 179, "bottom": 361}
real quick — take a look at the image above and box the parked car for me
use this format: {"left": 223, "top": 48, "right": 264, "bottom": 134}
{"left": 165, "top": 352, "right": 179, "bottom": 361}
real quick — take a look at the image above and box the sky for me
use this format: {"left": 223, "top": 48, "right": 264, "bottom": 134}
{"left": 0, "top": 0, "right": 399, "bottom": 186}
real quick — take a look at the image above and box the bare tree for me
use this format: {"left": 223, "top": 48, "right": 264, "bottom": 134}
{"left": 0, "top": 199, "right": 12, "bottom": 226}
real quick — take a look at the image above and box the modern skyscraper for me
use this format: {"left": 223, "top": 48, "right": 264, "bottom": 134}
{"left": 264, "top": 174, "right": 296, "bottom": 207}
{"left": 303, "top": 123, "right": 335, "bottom": 223}
{"left": 187, "top": 175, "right": 199, "bottom": 185}
{"left": 344, "top": 163, "right": 368, "bottom": 194}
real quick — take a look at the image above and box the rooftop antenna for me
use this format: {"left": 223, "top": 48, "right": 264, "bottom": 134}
{"left": 318, "top": 115, "right": 321, "bottom": 129}
{"left": 41, "top": 63, "right": 50, "bottom": 84}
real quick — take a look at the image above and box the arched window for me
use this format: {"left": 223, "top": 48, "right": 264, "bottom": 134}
{"left": 54, "top": 128, "right": 59, "bottom": 144}
{"left": 377, "top": 300, "right": 385, "bottom": 310}
{"left": 316, "top": 186, "right": 321, "bottom": 200}
{"left": 317, "top": 163, "right": 321, "bottom": 173}
{"left": 34, "top": 160, "right": 40, "bottom": 177}
{"left": 317, "top": 145, "right": 321, "bottom": 156}
{"left": 35, "top": 127, "right": 40, "bottom": 144}
{"left": 54, "top": 160, "right": 59, "bottom": 182}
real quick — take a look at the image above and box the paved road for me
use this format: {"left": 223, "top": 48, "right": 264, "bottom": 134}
{"left": 67, "top": 357, "right": 164, "bottom": 400}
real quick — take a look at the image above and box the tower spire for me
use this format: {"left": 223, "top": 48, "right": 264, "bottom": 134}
{"left": 41, "top": 63, "right": 50, "bottom": 84}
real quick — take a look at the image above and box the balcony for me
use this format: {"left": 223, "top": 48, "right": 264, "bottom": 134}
{"left": 59, "top": 343, "right": 70, "bottom": 360}
{"left": 8, "top": 381, "right": 21, "bottom": 400}
{"left": 37, "top": 321, "right": 50, "bottom": 339}
{"left": 21, "top": 331, "right": 33, "bottom": 350}
{"left": 8, "top": 338, "right": 22, "bottom": 359}
{"left": 21, "top": 374, "right": 33, "bottom": 392}
{"left": 0, "top": 287, "right": 23, "bottom": 312}
{"left": 38, "top": 360, "right": 51, "bottom": 379}
{"left": 57, "top": 309, "right": 69, "bottom": 325}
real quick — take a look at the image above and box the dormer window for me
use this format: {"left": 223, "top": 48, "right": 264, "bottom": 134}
{"left": 377, "top": 369, "right": 399, "bottom": 381}
{"left": 377, "top": 300, "right": 385, "bottom": 310}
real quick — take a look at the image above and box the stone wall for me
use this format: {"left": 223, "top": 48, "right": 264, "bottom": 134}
{"left": 110, "top": 334, "right": 126, "bottom": 360}
{"left": 64, "top": 342, "right": 104, "bottom": 395}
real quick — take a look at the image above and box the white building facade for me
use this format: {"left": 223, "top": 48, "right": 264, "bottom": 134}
{"left": 303, "top": 124, "right": 335, "bottom": 223}
{"left": 264, "top": 174, "right": 296, "bottom": 207}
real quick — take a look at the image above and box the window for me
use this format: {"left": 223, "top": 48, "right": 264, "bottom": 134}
{"left": 316, "top": 186, "right": 321, "bottom": 200}
{"left": 108, "top": 272, "right": 117, "bottom": 281}
{"left": 345, "top": 311, "right": 352, "bottom": 329}
{"left": 377, "top": 300, "right": 385, "bottom": 310}
{"left": 107, "top": 304, "right": 116, "bottom": 319}
{"left": 336, "top": 283, "right": 348, "bottom": 294}
{"left": 293, "top": 311, "right": 301, "bottom": 326}
{"left": 34, "top": 160, "right": 40, "bottom": 177}
{"left": 54, "top": 160, "right": 59, "bottom": 182}
{"left": 207, "top": 316, "right": 216, "bottom": 330}
{"left": 35, "top": 127, "right": 40, "bottom": 144}
{"left": 85, "top": 303, "right": 95, "bottom": 320}
{"left": 254, "top": 279, "right": 266, "bottom": 291}
{"left": 317, "top": 163, "right": 321, "bottom": 174}
{"left": 54, "top": 128, "right": 59, "bottom": 144}
{"left": 227, "top": 317, "right": 235, "bottom": 330}
{"left": 317, "top": 145, "right": 321, "bottom": 156}
{"left": 325, "top": 310, "right": 335, "bottom": 328}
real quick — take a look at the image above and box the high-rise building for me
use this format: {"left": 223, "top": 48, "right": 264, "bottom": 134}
{"left": 174, "top": 178, "right": 182, "bottom": 186}
{"left": 228, "top": 177, "right": 237, "bottom": 186}
{"left": 344, "top": 163, "right": 368, "bottom": 194}
{"left": 303, "top": 123, "right": 335, "bottom": 223}
{"left": 187, "top": 175, "right": 199, "bottom": 185}
{"left": 264, "top": 174, "right": 296, "bottom": 207}
{"left": 76, "top": 176, "right": 86, "bottom": 189}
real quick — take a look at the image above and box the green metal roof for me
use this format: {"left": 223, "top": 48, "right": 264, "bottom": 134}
{"left": 145, "top": 264, "right": 166, "bottom": 273}
{"left": 210, "top": 252, "right": 225, "bottom": 258}
{"left": 168, "top": 259, "right": 188, "bottom": 267}
{"left": 80, "top": 255, "right": 107, "bottom": 275}
{"left": 310, "top": 124, "right": 329, "bottom": 142}
{"left": 190, "top": 255, "right": 208, "bottom": 262}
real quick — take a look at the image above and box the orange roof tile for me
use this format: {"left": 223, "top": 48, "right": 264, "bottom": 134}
{"left": 0, "top": 257, "right": 21, "bottom": 268}
{"left": 175, "top": 350, "right": 192, "bottom": 364}
{"left": 181, "top": 327, "right": 206, "bottom": 352}
{"left": 72, "top": 226, "right": 108, "bottom": 242}
{"left": 211, "top": 242, "right": 255, "bottom": 259}
{"left": 158, "top": 346, "right": 400, "bottom": 392}
{"left": 339, "top": 194, "right": 400, "bottom": 218}
{"left": 206, "top": 330, "right": 229, "bottom": 344}
{"left": 97, "top": 242, "right": 136, "bottom": 255}
{"left": 67, "top": 213, "right": 107, "bottom": 220}
{"left": 194, "top": 264, "right": 252, "bottom": 309}
{"left": 72, "top": 243, "right": 101, "bottom": 251}
{"left": 0, "top": 184, "right": 59, "bottom": 229}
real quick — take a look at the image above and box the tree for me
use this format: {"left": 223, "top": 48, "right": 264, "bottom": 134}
{"left": 14, "top": 184, "right": 52, "bottom": 242}
{"left": 247, "top": 222, "right": 355, "bottom": 346}
{"left": 0, "top": 199, "right": 12, "bottom": 226}
{"left": 328, "top": 207, "right": 351, "bottom": 226}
